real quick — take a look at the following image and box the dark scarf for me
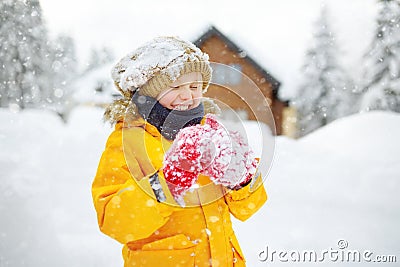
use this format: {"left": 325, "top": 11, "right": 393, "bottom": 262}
{"left": 132, "top": 93, "right": 204, "bottom": 140}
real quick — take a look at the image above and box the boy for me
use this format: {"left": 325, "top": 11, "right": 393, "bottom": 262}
{"left": 92, "top": 36, "right": 267, "bottom": 266}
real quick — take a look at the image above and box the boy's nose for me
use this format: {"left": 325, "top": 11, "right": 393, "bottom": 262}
{"left": 179, "top": 87, "right": 192, "bottom": 100}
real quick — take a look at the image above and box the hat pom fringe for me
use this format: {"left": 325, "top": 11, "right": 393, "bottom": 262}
{"left": 103, "top": 98, "right": 140, "bottom": 126}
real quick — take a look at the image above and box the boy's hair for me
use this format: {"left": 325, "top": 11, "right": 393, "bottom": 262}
{"left": 104, "top": 36, "right": 219, "bottom": 125}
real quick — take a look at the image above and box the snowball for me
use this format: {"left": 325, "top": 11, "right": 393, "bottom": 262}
{"left": 163, "top": 114, "right": 258, "bottom": 204}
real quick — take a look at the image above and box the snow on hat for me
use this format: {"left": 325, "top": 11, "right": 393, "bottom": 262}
{"left": 111, "top": 36, "right": 212, "bottom": 99}
{"left": 104, "top": 36, "right": 219, "bottom": 125}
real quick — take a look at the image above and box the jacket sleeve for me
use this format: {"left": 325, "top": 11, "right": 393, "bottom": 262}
{"left": 224, "top": 173, "right": 267, "bottom": 221}
{"left": 91, "top": 128, "right": 175, "bottom": 244}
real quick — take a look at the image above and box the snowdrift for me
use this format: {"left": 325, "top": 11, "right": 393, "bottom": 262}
{"left": 0, "top": 108, "right": 399, "bottom": 266}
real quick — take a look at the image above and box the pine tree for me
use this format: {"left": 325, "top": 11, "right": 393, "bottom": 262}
{"left": 293, "top": 6, "right": 355, "bottom": 137}
{"left": 360, "top": 0, "right": 400, "bottom": 112}
{"left": 0, "top": 0, "right": 52, "bottom": 110}
{"left": 48, "top": 34, "right": 78, "bottom": 115}
{"left": 84, "top": 46, "right": 114, "bottom": 73}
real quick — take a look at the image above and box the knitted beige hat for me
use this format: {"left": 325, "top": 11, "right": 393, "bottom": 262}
{"left": 104, "top": 36, "right": 219, "bottom": 125}
{"left": 112, "top": 36, "right": 212, "bottom": 97}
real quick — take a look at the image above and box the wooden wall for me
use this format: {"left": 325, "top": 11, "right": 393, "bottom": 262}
{"left": 198, "top": 35, "right": 285, "bottom": 135}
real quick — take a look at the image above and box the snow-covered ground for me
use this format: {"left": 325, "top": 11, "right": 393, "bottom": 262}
{"left": 0, "top": 107, "right": 399, "bottom": 266}
{"left": 236, "top": 111, "right": 400, "bottom": 266}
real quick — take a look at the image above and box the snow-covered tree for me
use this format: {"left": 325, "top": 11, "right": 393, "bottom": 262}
{"left": 84, "top": 46, "right": 115, "bottom": 73}
{"left": 48, "top": 34, "right": 78, "bottom": 116}
{"left": 360, "top": 0, "right": 400, "bottom": 112}
{"left": 293, "top": 6, "right": 355, "bottom": 137}
{"left": 0, "top": 0, "right": 53, "bottom": 110}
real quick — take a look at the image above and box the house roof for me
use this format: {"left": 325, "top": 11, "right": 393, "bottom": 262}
{"left": 194, "top": 25, "right": 283, "bottom": 100}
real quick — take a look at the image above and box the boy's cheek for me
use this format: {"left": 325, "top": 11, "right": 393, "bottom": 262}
{"left": 158, "top": 95, "right": 176, "bottom": 108}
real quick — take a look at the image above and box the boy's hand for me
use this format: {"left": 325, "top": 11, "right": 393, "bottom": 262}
{"left": 200, "top": 121, "right": 258, "bottom": 190}
{"left": 163, "top": 124, "right": 205, "bottom": 206}
{"left": 163, "top": 114, "right": 259, "bottom": 205}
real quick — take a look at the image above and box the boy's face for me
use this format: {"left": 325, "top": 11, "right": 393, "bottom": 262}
{"left": 157, "top": 72, "right": 203, "bottom": 111}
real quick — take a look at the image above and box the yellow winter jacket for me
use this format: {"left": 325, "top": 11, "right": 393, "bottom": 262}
{"left": 92, "top": 117, "right": 267, "bottom": 267}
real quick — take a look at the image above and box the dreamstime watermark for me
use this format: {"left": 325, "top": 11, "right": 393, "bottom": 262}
{"left": 258, "top": 239, "right": 397, "bottom": 263}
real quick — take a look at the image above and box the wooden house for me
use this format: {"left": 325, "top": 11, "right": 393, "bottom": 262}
{"left": 194, "top": 26, "right": 291, "bottom": 136}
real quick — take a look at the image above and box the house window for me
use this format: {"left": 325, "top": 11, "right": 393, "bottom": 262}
{"left": 212, "top": 63, "right": 242, "bottom": 85}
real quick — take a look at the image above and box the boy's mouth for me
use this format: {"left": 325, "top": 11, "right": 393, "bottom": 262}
{"left": 172, "top": 101, "right": 196, "bottom": 111}
{"left": 173, "top": 104, "right": 190, "bottom": 111}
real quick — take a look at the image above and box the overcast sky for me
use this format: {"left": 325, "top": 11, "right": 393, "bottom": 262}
{"left": 39, "top": 0, "right": 377, "bottom": 99}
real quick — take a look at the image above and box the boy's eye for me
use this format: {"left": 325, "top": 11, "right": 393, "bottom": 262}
{"left": 190, "top": 84, "right": 200, "bottom": 89}
{"left": 170, "top": 84, "right": 200, "bottom": 90}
